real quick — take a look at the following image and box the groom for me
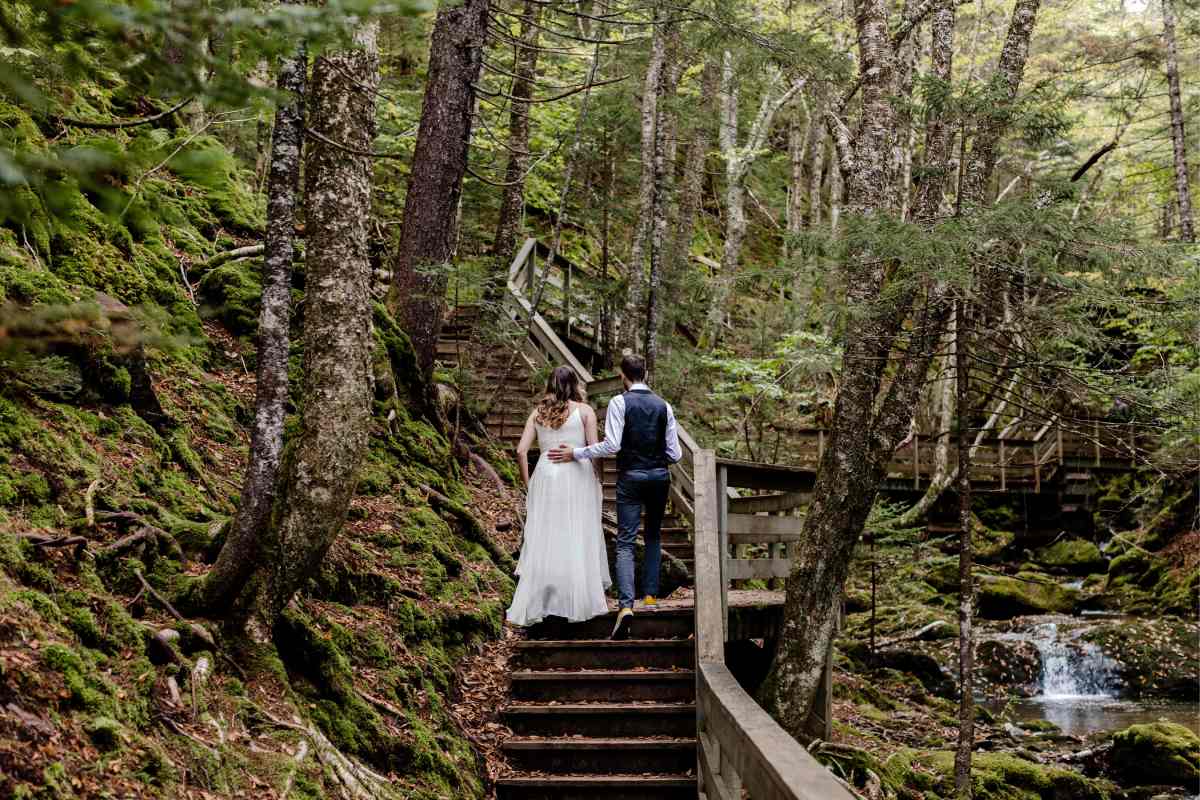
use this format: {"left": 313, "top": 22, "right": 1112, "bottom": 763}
{"left": 548, "top": 354, "right": 682, "bottom": 639}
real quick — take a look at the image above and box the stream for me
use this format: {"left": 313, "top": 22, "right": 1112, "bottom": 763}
{"left": 982, "top": 617, "right": 1200, "bottom": 737}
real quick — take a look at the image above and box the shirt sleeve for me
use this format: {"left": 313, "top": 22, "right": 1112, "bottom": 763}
{"left": 573, "top": 395, "right": 624, "bottom": 461}
{"left": 664, "top": 402, "right": 683, "bottom": 463}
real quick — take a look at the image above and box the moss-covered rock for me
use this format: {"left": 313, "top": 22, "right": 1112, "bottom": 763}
{"left": 1081, "top": 619, "right": 1199, "bottom": 699}
{"left": 1108, "top": 722, "right": 1200, "bottom": 787}
{"left": 1033, "top": 539, "right": 1107, "bottom": 575}
{"left": 977, "top": 573, "right": 1080, "bottom": 619}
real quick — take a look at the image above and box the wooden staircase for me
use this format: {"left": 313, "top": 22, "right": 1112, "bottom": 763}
{"left": 496, "top": 607, "right": 699, "bottom": 800}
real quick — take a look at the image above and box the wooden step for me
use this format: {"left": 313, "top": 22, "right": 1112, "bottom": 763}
{"left": 495, "top": 775, "right": 697, "bottom": 800}
{"left": 501, "top": 702, "right": 696, "bottom": 738}
{"left": 510, "top": 670, "right": 695, "bottom": 702}
{"left": 526, "top": 608, "right": 693, "bottom": 641}
{"left": 513, "top": 640, "right": 694, "bottom": 670}
{"left": 502, "top": 737, "right": 696, "bottom": 775}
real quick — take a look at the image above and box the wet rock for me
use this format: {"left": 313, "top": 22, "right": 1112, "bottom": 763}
{"left": 872, "top": 648, "right": 956, "bottom": 699}
{"left": 977, "top": 573, "right": 1081, "bottom": 619}
{"left": 977, "top": 639, "right": 1042, "bottom": 695}
{"left": 1107, "top": 722, "right": 1200, "bottom": 788}
{"left": 1081, "top": 620, "right": 1200, "bottom": 700}
{"left": 1034, "top": 539, "right": 1107, "bottom": 576}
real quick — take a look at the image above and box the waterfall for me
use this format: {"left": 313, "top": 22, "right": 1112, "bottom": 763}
{"left": 1029, "top": 622, "right": 1120, "bottom": 699}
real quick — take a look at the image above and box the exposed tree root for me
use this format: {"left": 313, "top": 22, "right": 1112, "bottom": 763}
{"left": 420, "top": 483, "right": 516, "bottom": 571}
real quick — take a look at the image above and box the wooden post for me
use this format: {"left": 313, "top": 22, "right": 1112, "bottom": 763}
{"left": 1056, "top": 422, "right": 1064, "bottom": 465}
{"left": 817, "top": 429, "right": 825, "bottom": 463}
{"left": 693, "top": 450, "right": 724, "bottom": 664}
{"left": 913, "top": 433, "right": 920, "bottom": 488}
{"left": 999, "top": 440, "right": 1006, "bottom": 492}
{"left": 564, "top": 259, "right": 572, "bottom": 339}
{"left": 717, "top": 464, "right": 729, "bottom": 642}
{"left": 525, "top": 248, "right": 536, "bottom": 298}
{"left": 1094, "top": 418, "right": 1101, "bottom": 466}
{"left": 1128, "top": 420, "right": 1136, "bottom": 467}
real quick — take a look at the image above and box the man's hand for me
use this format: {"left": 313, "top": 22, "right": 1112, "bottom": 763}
{"left": 547, "top": 444, "right": 576, "bottom": 463}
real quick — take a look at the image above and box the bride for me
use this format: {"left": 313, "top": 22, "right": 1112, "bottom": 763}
{"left": 506, "top": 366, "right": 611, "bottom": 626}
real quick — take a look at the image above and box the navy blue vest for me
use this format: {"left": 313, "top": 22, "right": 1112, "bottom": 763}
{"left": 617, "top": 389, "right": 669, "bottom": 472}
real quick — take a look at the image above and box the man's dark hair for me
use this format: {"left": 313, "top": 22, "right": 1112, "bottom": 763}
{"left": 620, "top": 353, "right": 647, "bottom": 382}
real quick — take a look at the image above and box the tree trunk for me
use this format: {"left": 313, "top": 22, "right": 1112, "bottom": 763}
{"left": 805, "top": 124, "right": 826, "bottom": 228}
{"left": 621, "top": 23, "right": 666, "bottom": 354}
{"left": 492, "top": 0, "right": 541, "bottom": 273}
{"left": 202, "top": 36, "right": 306, "bottom": 618}
{"left": 706, "top": 53, "right": 802, "bottom": 344}
{"left": 1162, "top": 0, "right": 1194, "bottom": 242}
{"left": 669, "top": 62, "right": 717, "bottom": 290}
{"left": 389, "top": 0, "right": 490, "bottom": 380}
{"left": 960, "top": 0, "right": 1041, "bottom": 207}
{"left": 258, "top": 21, "right": 380, "bottom": 623}
{"left": 644, "top": 8, "right": 676, "bottom": 378}
{"left": 953, "top": 298, "right": 975, "bottom": 797}
{"left": 787, "top": 104, "right": 809, "bottom": 247}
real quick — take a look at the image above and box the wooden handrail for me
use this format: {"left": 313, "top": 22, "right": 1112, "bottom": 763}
{"left": 692, "top": 449, "right": 853, "bottom": 800}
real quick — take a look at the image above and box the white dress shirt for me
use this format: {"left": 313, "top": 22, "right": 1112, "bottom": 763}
{"left": 573, "top": 383, "right": 683, "bottom": 464}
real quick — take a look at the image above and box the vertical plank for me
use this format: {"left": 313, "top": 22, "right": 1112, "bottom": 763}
{"left": 693, "top": 450, "right": 724, "bottom": 664}
{"left": 999, "top": 440, "right": 1006, "bottom": 492}
{"left": 717, "top": 464, "right": 730, "bottom": 642}
{"left": 913, "top": 433, "right": 920, "bottom": 488}
{"left": 526, "top": 247, "right": 535, "bottom": 298}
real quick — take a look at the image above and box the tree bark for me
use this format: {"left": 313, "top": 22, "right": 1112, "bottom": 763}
{"left": 669, "top": 61, "right": 718, "bottom": 290}
{"left": 644, "top": 8, "right": 677, "bottom": 377}
{"left": 705, "top": 52, "right": 803, "bottom": 344}
{"left": 492, "top": 0, "right": 541, "bottom": 273}
{"left": 805, "top": 124, "right": 826, "bottom": 228}
{"left": 953, "top": 299, "right": 975, "bottom": 797}
{"left": 960, "top": 0, "right": 1041, "bottom": 207}
{"left": 202, "top": 36, "right": 306, "bottom": 618}
{"left": 389, "top": 0, "right": 490, "bottom": 380}
{"left": 621, "top": 23, "right": 666, "bottom": 354}
{"left": 1162, "top": 0, "right": 1194, "bottom": 241}
{"left": 258, "top": 21, "right": 380, "bottom": 623}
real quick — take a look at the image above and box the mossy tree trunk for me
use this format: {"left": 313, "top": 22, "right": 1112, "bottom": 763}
{"left": 760, "top": 0, "right": 1041, "bottom": 742}
{"left": 389, "top": 0, "right": 490, "bottom": 381}
{"left": 257, "top": 21, "right": 380, "bottom": 622}
{"left": 1162, "top": 0, "right": 1194, "bottom": 242}
{"left": 643, "top": 4, "right": 677, "bottom": 378}
{"left": 203, "top": 36, "right": 306, "bottom": 619}
{"left": 953, "top": 298, "right": 975, "bottom": 797}
{"left": 491, "top": 0, "right": 541, "bottom": 278}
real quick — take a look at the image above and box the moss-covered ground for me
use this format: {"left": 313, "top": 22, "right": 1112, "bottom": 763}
{"left": 0, "top": 97, "right": 518, "bottom": 798}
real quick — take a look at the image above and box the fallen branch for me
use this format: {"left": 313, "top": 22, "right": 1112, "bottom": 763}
{"left": 876, "top": 620, "right": 950, "bottom": 649}
{"left": 200, "top": 244, "right": 265, "bottom": 270}
{"left": 420, "top": 484, "right": 515, "bottom": 571}
{"left": 84, "top": 479, "right": 99, "bottom": 527}
{"left": 50, "top": 97, "right": 193, "bottom": 130}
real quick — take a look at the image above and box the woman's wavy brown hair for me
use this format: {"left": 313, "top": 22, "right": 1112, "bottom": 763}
{"left": 535, "top": 366, "right": 585, "bottom": 429}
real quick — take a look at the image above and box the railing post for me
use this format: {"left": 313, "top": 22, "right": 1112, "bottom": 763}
{"left": 912, "top": 433, "right": 920, "bottom": 488}
{"left": 563, "top": 259, "right": 572, "bottom": 339}
{"left": 1056, "top": 421, "right": 1064, "bottom": 465}
{"left": 817, "top": 429, "right": 825, "bottom": 463}
{"left": 999, "top": 440, "right": 1006, "bottom": 492}
{"left": 717, "top": 464, "right": 729, "bottom": 642}
{"left": 692, "top": 450, "right": 724, "bottom": 664}
{"left": 1094, "top": 418, "right": 1101, "bottom": 466}
{"left": 525, "top": 247, "right": 535, "bottom": 298}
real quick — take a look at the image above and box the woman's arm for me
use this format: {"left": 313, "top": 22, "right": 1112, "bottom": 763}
{"left": 515, "top": 412, "right": 537, "bottom": 487}
{"left": 582, "top": 405, "right": 603, "bottom": 482}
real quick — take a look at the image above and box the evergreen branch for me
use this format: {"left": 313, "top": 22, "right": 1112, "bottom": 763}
{"left": 47, "top": 96, "right": 193, "bottom": 130}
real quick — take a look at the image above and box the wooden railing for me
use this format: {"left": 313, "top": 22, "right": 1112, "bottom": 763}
{"left": 692, "top": 450, "right": 854, "bottom": 800}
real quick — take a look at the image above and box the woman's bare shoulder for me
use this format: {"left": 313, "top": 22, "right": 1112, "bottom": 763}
{"left": 571, "top": 401, "right": 596, "bottom": 418}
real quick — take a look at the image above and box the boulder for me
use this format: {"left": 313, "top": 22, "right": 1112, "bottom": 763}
{"left": 1108, "top": 722, "right": 1200, "bottom": 788}
{"left": 872, "top": 648, "right": 956, "bottom": 699}
{"left": 976, "top": 639, "right": 1042, "bottom": 696}
{"left": 1034, "top": 539, "right": 1107, "bottom": 576}
{"left": 977, "top": 573, "right": 1080, "bottom": 619}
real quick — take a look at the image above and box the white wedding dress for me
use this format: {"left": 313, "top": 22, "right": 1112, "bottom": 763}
{"left": 506, "top": 406, "right": 611, "bottom": 626}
